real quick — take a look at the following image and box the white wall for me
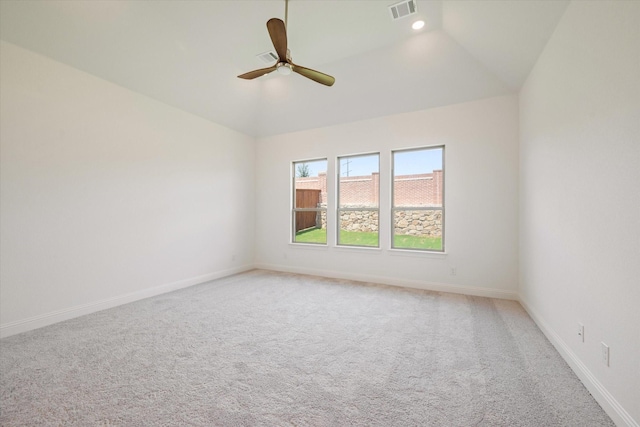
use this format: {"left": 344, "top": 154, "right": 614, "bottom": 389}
{"left": 0, "top": 41, "right": 255, "bottom": 337}
{"left": 519, "top": 2, "right": 640, "bottom": 426}
{"left": 255, "top": 95, "right": 519, "bottom": 299}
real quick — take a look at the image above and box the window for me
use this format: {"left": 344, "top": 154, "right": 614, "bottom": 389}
{"left": 392, "top": 146, "right": 444, "bottom": 251}
{"left": 337, "top": 153, "right": 380, "bottom": 247}
{"left": 292, "top": 159, "right": 327, "bottom": 244}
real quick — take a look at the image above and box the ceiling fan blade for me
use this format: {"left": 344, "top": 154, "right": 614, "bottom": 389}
{"left": 267, "top": 18, "right": 288, "bottom": 62}
{"left": 291, "top": 63, "right": 335, "bottom": 87}
{"left": 238, "top": 65, "right": 277, "bottom": 80}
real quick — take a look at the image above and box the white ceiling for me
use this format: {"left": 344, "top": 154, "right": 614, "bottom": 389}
{"left": 0, "top": 0, "right": 569, "bottom": 137}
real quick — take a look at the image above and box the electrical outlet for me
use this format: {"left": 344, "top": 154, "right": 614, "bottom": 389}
{"left": 450, "top": 267, "right": 457, "bottom": 276}
{"left": 601, "top": 342, "right": 610, "bottom": 367}
{"left": 578, "top": 323, "right": 584, "bottom": 342}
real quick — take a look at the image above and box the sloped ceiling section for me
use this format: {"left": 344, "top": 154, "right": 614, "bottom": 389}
{"left": 254, "top": 30, "right": 512, "bottom": 137}
{"left": 0, "top": 0, "right": 569, "bottom": 137}
{"left": 443, "top": 0, "right": 570, "bottom": 89}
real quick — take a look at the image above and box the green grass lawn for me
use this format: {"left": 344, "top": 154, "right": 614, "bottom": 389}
{"left": 295, "top": 227, "right": 327, "bottom": 244}
{"left": 295, "top": 228, "right": 442, "bottom": 250}
{"left": 393, "top": 233, "right": 442, "bottom": 250}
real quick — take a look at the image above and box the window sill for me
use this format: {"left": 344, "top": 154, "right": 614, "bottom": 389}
{"left": 288, "top": 243, "right": 444, "bottom": 257}
{"left": 333, "top": 245, "right": 382, "bottom": 254}
{"left": 288, "top": 242, "right": 329, "bottom": 250}
{"left": 387, "top": 249, "right": 447, "bottom": 258}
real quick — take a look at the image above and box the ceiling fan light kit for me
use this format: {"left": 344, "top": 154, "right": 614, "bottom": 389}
{"left": 277, "top": 62, "right": 292, "bottom": 75}
{"left": 237, "top": 0, "right": 335, "bottom": 87}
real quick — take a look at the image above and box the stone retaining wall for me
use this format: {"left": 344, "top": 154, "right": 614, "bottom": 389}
{"left": 316, "top": 205, "right": 442, "bottom": 237}
{"left": 340, "top": 210, "right": 379, "bottom": 233}
{"left": 394, "top": 209, "right": 442, "bottom": 237}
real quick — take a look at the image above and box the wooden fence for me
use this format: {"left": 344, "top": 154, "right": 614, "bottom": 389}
{"left": 295, "top": 189, "right": 321, "bottom": 232}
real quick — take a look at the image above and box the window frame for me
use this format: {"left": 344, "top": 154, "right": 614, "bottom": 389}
{"left": 391, "top": 145, "right": 445, "bottom": 252}
{"left": 291, "top": 158, "right": 328, "bottom": 245}
{"left": 336, "top": 152, "right": 381, "bottom": 248}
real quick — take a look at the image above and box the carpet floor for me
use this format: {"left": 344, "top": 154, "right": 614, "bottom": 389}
{"left": 1, "top": 269, "right": 614, "bottom": 426}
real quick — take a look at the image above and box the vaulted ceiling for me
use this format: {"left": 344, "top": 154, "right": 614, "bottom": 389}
{"left": 0, "top": 0, "right": 569, "bottom": 137}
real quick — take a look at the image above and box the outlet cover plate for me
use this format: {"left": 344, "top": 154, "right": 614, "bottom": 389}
{"left": 578, "top": 323, "right": 584, "bottom": 342}
{"left": 601, "top": 342, "right": 610, "bottom": 366}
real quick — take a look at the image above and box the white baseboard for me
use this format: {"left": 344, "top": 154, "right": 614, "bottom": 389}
{"left": 519, "top": 297, "right": 638, "bottom": 427}
{"left": 255, "top": 262, "right": 518, "bottom": 300}
{"left": 0, "top": 265, "right": 253, "bottom": 339}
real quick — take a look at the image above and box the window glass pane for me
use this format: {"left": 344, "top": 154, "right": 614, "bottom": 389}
{"left": 294, "top": 212, "right": 327, "bottom": 244}
{"left": 393, "top": 147, "right": 444, "bottom": 251}
{"left": 393, "top": 209, "right": 442, "bottom": 250}
{"left": 338, "top": 154, "right": 379, "bottom": 247}
{"left": 393, "top": 148, "right": 443, "bottom": 208}
{"left": 293, "top": 159, "right": 327, "bottom": 244}
{"left": 339, "top": 210, "right": 378, "bottom": 247}
{"left": 338, "top": 154, "right": 379, "bottom": 208}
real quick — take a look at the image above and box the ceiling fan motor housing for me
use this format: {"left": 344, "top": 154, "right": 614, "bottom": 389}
{"left": 277, "top": 62, "right": 292, "bottom": 75}
{"left": 238, "top": 13, "right": 335, "bottom": 86}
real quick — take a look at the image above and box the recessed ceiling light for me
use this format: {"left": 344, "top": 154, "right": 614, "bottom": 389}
{"left": 412, "top": 20, "right": 425, "bottom": 30}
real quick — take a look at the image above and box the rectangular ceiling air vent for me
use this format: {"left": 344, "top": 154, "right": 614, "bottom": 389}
{"left": 388, "top": 0, "right": 417, "bottom": 21}
{"left": 256, "top": 51, "right": 278, "bottom": 64}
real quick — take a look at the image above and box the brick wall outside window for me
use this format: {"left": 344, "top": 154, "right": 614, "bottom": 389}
{"left": 295, "top": 170, "right": 443, "bottom": 207}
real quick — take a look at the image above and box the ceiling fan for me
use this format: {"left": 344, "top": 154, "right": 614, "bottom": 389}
{"left": 237, "top": 0, "right": 335, "bottom": 87}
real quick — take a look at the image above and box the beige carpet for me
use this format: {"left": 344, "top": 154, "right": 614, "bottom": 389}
{"left": 0, "top": 269, "right": 613, "bottom": 426}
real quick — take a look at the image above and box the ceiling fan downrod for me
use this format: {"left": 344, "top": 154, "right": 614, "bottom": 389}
{"left": 284, "top": 0, "right": 288, "bottom": 29}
